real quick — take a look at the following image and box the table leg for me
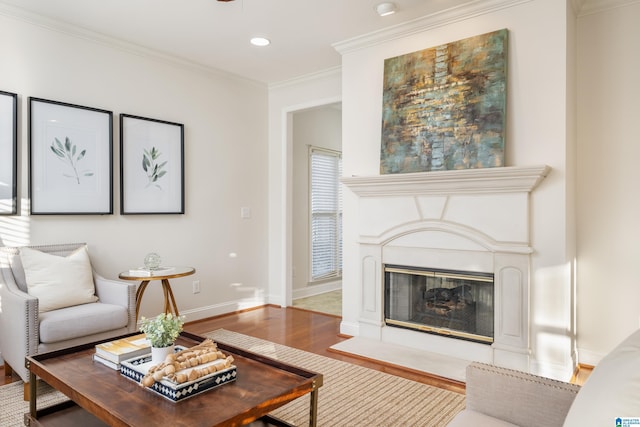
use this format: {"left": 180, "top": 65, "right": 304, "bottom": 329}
{"left": 135, "top": 280, "right": 150, "bottom": 321}
{"left": 161, "top": 279, "right": 180, "bottom": 316}
{"left": 308, "top": 387, "right": 319, "bottom": 427}
{"left": 29, "top": 369, "right": 37, "bottom": 419}
{"left": 161, "top": 280, "right": 169, "bottom": 314}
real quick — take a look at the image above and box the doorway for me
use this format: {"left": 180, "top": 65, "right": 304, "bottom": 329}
{"left": 290, "top": 103, "right": 342, "bottom": 316}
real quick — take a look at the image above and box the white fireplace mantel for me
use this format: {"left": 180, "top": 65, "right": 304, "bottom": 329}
{"left": 342, "top": 164, "right": 552, "bottom": 373}
{"left": 341, "top": 165, "right": 551, "bottom": 196}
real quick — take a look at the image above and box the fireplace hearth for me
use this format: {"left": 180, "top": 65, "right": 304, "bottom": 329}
{"left": 384, "top": 265, "right": 494, "bottom": 344}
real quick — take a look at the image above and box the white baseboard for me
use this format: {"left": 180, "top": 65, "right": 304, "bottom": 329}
{"left": 529, "top": 359, "right": 575, "bottom": 382}
{"left": 340, "top": 319, "right": 360, "bottom": 337}
{"left": 179, "top": 298, "right": 268, "bottom": 325}
{"left": 577, "top": 347, "right": 606, "bottom": 366}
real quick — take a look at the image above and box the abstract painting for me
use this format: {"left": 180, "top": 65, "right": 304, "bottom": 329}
{"left": 380, "top": 29, "right": 508, "bottom": 174}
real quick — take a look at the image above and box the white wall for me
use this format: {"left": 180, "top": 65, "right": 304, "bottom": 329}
{"left": 576, "top": 2, "right": 640, "bottom": 364}
{"left": 291, "top": 105, "right": 342, "bottom": 293}
{"left": 337, "top": 0, "right": 577, "bottom": 377}
{"left": 0, "top": 12, "right": 269, "bottom": 321}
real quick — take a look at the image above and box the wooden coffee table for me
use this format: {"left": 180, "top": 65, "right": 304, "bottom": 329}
{"left": 25, "top": 331, "right": 322, "bottom": 426}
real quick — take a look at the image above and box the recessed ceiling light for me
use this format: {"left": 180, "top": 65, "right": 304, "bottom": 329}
{"left": 250, "top": 37, "right": 270, "bottom": 47}
{"left": 376, "top": 2, "right": 396, "bottom": 17}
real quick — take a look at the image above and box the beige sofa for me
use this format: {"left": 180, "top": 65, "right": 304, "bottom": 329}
{"left": 448, "top": 328, "right": 640, "bottom": 426}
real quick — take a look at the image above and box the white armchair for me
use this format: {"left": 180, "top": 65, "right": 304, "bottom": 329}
{"left": 0, "top": 243, "right": 136, "bottom": 399}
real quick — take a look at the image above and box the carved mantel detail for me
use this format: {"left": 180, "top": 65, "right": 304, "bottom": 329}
{"left": 342, "top": 165, "right": 550, "bottom": 196}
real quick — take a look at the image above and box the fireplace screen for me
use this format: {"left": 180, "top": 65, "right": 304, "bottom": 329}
{"left": 384, "top": 265, "right": 494, "bottom": 343}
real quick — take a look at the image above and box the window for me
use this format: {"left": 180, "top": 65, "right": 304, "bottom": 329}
{"left": 309, "top": 147, "right": 342, "bottom": 282}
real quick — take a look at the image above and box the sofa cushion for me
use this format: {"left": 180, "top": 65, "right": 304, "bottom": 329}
{"left": 563, "top": 329, "right": 640, "bottom": 427}
{"left": 20, "top": 245, "right": 98, "bottom": 312}
{"left": 39, "top": 302, "right": 128, "bottom": 344}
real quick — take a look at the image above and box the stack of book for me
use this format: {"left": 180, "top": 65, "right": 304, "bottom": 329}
{"left": 93, "top": 334, "right": 151, "bottom": 370}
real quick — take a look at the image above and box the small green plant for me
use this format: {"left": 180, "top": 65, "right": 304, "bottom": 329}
{"left": 139, "top": 313, "right": 185, "bottom": 348}
{"left": 142, "top": 146, "right": 167, "bottom": 189}
{"left": 50, "top": 137, "right": 93, "bottom": 184}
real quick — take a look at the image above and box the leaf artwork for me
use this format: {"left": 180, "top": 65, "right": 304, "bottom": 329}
{"left": 49, "top": 137, "right": 93, "bottom": 184}
{"left": 142, "top": 146, "right": 167, "bottom": 189}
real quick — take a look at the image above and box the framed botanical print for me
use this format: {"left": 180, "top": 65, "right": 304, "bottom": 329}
{"left": 29, "top": 97, "right": 113, "bottom": 214}
{"left": 0, "top": 91, "right": 18, "bottom": 215}
{"left": 120, "top": 114, "right": 184, "bottom": 214}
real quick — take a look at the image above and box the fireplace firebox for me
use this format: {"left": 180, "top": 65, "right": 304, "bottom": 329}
{"left": 384, "top": 265, "right": 494, "bottom": 344}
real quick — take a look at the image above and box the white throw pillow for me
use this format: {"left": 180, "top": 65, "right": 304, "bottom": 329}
{"left": 563, "top": 329, "right": 640, "bottom": 426}
{"left": 20, "top": 246, "right": 98, "bottom": 313}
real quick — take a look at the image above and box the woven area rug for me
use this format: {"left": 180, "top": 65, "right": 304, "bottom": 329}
{"left": 206, "top": 329, "right": 465, "bottom": 426}
{"left": 0, "top": 330, "right": 465, "bottom": 426}
{"left": 0, "top": 380, "right": 69, "bottom": 426}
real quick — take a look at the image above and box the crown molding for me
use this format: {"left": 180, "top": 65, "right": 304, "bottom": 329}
{"left": 269, "top": 66, "right": 341, "bottom": 90}
{"left": 0, "top": 2, "right": 265, "bottom": 88}
{"left": 577, "top": 0, "right": 640, "bottom": 16}
{"left": 333, "top": 0, "right": 532, "bottom": 55}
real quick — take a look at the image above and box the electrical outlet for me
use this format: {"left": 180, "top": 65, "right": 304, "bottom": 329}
{"left": 192, "top": 280, "right": 200, "bottom": 294}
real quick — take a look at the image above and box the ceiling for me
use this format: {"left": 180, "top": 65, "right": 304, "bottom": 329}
{"left": 0, "top": 0, "right": 481, "bottom": 84}
{"left": 0, "top": 0, "right": 610, "bottom": 84}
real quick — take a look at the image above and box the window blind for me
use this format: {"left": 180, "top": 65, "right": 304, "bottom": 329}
{"left": 310, "top": 148, "right": 342, "bottom": 281}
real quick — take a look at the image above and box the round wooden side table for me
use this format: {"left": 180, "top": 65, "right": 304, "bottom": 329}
{"left": 119, "top": 266, "right": 195, "bottom": 321}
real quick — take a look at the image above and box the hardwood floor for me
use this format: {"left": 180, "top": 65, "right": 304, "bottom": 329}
{"left": 184, "top": 305, "right": 466, "bottom": 393}
{"left": 1, "top": 305, "right": 465, "bottom": 393}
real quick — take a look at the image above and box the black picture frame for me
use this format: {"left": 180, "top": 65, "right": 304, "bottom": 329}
{"left": 120, "top": 114, "right": 184, "bottom": 214}
{"left": 0, "top": 91, "right": 18, "bottom": 215}
{"left": 29, "top": 97, "right": 113, "bottom": 215}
